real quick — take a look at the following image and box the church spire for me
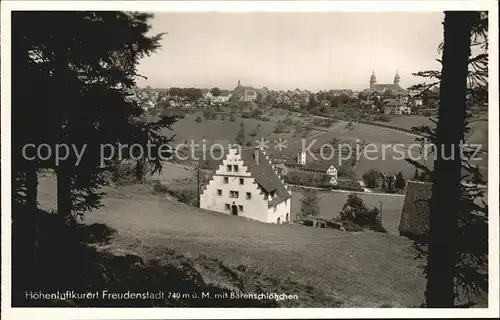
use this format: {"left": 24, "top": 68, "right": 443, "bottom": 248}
{"left": 370, "top": 70, "right": 377, "bottom": 89}
{"left": 393, "top": 69, "right": 400, "bottom": 86}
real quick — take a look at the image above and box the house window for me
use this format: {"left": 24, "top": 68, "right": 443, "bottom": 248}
{"left": 285, "top": 199, "right": 288, "bottom": 206}
{"left": 223, "top": 177, "right": 228, "bottom": 184}
{"left": 230, "top": 191, "right": 239, "bottom": 198}
{"left": 217, "top": 189, "right": 222, "bottom": 196}
{"left": 238, "top": 205, "right": 243, "bottom": 212}
{"left": 273, "top": 206, "right": 277, "bottom": 213}
{"left": 239, "top": 178, "right": 244, "bottom": 185}
{"left": 246, "top": 192, "right": 251, "bottom": 200}
{"left": 227, "top": 165, "right": 232, "bottom": 172}
{"left": 234, "top": 165, "right": 239, "bottom": 172}
{"left": 225, "top": 204, "right": 230, "bottom": 211}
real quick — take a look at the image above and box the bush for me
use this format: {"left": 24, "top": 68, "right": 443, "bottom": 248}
{"left": 195, "top": 116, "right": 202, "bottom": 123}
{"left": 338, "top": 194, "right": 387, "bottom": 233}
{"left": 250, "top": 108, "right": 263, "bottom": 119}
{"left": 153, "top": 181, "right": 198, "bottom": 206}
{"left": 362, "top": 169, "right": 381, "bottom": 189}
{"left": 273, "top": 122, "right": 286, "bottom": 134}
{"left": 220, "top": 115, "right": 225, "bottom": 120}
{"left": 229, "top": 114, "right": 236, "bottom": 122}
{"left": 203, "top": 110, "right": 212, "bottom": 119}
{"left": 282, "top": 117, "right": 294, "bottom": 126}
{"left": 109, "top": 161, "right": 136, "bottom": 185}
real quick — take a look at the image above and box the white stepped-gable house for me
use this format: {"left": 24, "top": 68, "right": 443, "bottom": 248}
{"left": 200, "top": 147, "right": 292, "bottom": 224}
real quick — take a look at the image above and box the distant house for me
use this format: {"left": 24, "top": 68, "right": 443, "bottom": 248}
{"left": 282, "top": 95, "right": 292, "bottom": 105}
{"left": 213, "top": 90, "right": 232, "bottom": 104}
{"left": 398, "top": 181, "right": 432, "bottom": 241}
{"left": 181, "top": 100, "right": 192, "bottom": 108}
{"left": 244, "top": 89, "right": 257, "bottom": 102}
{"left": 304, "top": 161, "right": 338, "bottom": 185}
{"left": 383, "top": 99, "right": 406, "bottom": 115}
{"left": 274, "top": 163, "right": 289, "bottom": 176}
{"left": 232, "top": 81, "right": 258, "bottom": 102}
{"left": 319, "top": 100, "right": 331, "bottom": 108}
{"left": 200, "top": 147, "right": 292, "bottom": 224}
{"left": 361, "top": 100, "right": 376, "bottom": 109}
{"left": 202, "top": 90, "right": 214, "bottom": 101}
{"left": 297, "top": 151, "right": 307, "bottom": 165}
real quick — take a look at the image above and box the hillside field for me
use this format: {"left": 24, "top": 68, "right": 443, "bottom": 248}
{"left": 36, "top": 176, "right": 425, "bottom": 307}
{"left": 160, "top": 113, "right": 488, "bottom": 180}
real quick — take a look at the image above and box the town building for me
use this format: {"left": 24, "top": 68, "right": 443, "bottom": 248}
{"left": 297, "top": 151, "right": 307, "bottom": 165}
{"left": 319, "top": 100, "right": 332, "bottom": 108}
{"left": 201, "top": 89, "right": 214, "bottom": 101}
{"left": 368, "top": 70, "right": 405, "bottom": 95}
{"left": 212, "top": 90, "right": 232, "bottom": 104}
{"left": 303, "top": 161, "right": 338, "bottom": 185}
{"left": 200, "top": 147, "right": 292, "bottom": 224}
{"left": 383, "top": 98, "right": 410, "bottom": 115}
{"left": 232, "top": 80, "right": 258, "bottom": 102}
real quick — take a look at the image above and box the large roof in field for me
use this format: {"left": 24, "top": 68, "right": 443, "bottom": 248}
{"left": 398, "top": 181, "right": 431, "bottom": 236}
{"left": 240, "top": 148, "right": 291, "bottom": 207}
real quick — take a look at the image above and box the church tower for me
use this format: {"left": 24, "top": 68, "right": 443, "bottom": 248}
{"left": 393, "top": 70, "right": 400, "bottom": 86}
{"left": 370, "top": 70, "right": 377, "bottom": 89}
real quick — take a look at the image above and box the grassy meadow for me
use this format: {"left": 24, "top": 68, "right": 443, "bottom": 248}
{"left": 37, "top": 176, "right": 425, "bottom": 307}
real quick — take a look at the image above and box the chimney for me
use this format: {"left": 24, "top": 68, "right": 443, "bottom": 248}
{"left": 254, "top": 147, "right": 260, "bottom": 165}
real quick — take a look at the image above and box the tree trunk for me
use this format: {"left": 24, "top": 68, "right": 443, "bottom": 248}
{"left": 56, "top": 161, "right": 72, "bottom": 218}
{"left": 25, "top": 164, "right": 38, "bottom": 211}
{"left": 425, "top": 11, "right": 473, "bottom": 307}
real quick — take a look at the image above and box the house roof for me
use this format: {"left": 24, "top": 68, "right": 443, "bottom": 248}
{"left": 208, "top": 148, "right": 291, "bottom": 207}
{"left": 383, "top": 99, "right": 405, "bottom": 106}
{"left": 240, "top": 148, "right": 291, "bottom": 207}
{"left": 286, "top": 170, "right": 329, "bottom": 183}
{"left": 371, "top": 84, "right": 403, "bottom": 91}
{"left": 306, "top": 160, "right": 336, "bottom": 172}
{"left": 233, "top": 86, "right": 255, "bottom": 95}
{"left": 398, "top": 181, "right": 432, "bottom": 236}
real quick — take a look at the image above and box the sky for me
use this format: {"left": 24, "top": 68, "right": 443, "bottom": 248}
{"left": 136, "top": 12, "right": 445, "bottom": 91}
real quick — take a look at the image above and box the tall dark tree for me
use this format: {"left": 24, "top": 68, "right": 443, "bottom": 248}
{"left": 13, "top": 11, "right": 176, "bottom": 218}
{"left": 395, "top": 172, "right": 406, "bottom": 191}
{"left": 426, "top": 12, "right": 475, "bottom": 307}
{"left": 408, "top": 11, "right": 488, "bottom": 307}
{"left": 235, "top": 122, "right": 246, "bottom": 146}
{"left": 299, "top": 189, "right": 319, "bottom": 219}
